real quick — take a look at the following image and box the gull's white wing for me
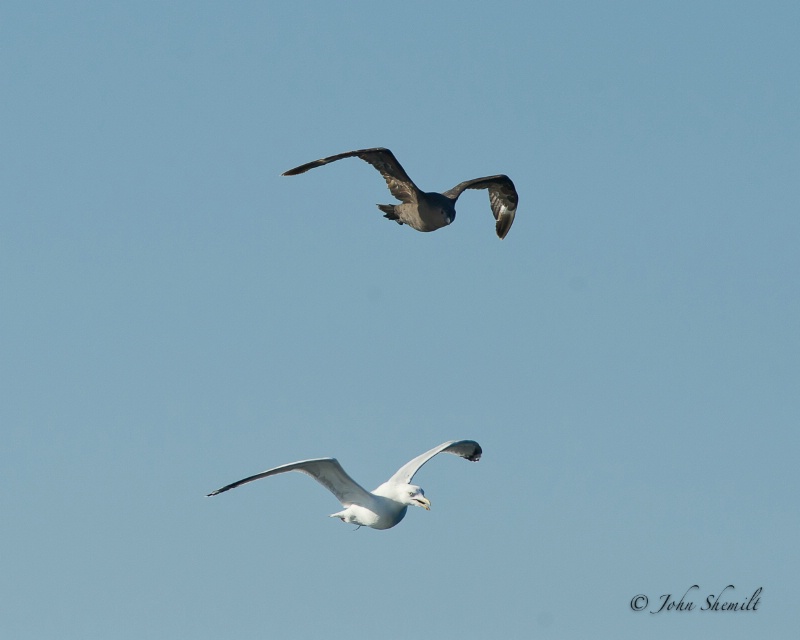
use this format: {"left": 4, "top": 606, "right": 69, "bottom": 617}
{"left": 207, "top": 458, "right": 373, "bottom": 506}
{"left": 443, "top": 175, "right": 518, "bottom": 239}
{"left": 387, "top": 440, "right": 482, "bottom": 485}
{"left": 282, "top": 147, "right": 421, "bottom": 204}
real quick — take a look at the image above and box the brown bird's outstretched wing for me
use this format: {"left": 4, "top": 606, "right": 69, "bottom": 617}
{"left": 283, "top": 147, "right": 421, "bottom": 204}
{"left": 443, "top": 175, "right": 518, "bottom": 239}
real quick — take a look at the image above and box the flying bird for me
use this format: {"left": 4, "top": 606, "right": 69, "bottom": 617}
{"left": 282, "top": 147, "right": 518, "bottom": 239}
{"left": 207, "top": 439, "right": 482, "bottom": 530}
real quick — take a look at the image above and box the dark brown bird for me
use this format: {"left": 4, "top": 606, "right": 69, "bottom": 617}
{"left": 282, "top": 147, "right": 519, "bottom": 239}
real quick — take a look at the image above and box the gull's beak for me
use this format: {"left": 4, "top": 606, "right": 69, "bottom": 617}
{"left": 415, "top": 496, "right": 431, "bottom": 511}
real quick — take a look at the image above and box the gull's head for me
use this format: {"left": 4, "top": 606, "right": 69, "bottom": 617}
{"left": 402, "top": 484, "right": 431, "bottom": 510}
{"left": 373, "top": 481, "right": 431, "bottom": 510}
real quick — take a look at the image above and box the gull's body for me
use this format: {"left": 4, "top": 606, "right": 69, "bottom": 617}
{"left": 282, "top": 147, "right": 519, "bottom": 239}
{"left": 207, "top": 440, "right": 482, "bottom": 530}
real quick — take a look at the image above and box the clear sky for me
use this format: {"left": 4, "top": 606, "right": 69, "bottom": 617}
{"left": 2, "top": 1, "right": 798, "bottom": 638}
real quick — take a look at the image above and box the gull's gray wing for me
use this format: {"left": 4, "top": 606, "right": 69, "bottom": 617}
{"left": 443, "top": 175, "right": 518, "bottom": 239}
{"left": 387, "top": 440, "right": 482, "bottom": 485}
{"left": 207, "top": 458, "right": 373, "bottom": 506}
{"left": 282, "top": 147, "right": 421, "bottom": 204}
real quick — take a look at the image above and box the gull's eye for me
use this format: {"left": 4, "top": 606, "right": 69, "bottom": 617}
{"left": 408, "top": 491, "right": 415, "bottom": 497}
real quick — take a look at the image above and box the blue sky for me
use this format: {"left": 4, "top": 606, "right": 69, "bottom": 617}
{"left": 2, "top": 1, "right": 798, "bottom": 638}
